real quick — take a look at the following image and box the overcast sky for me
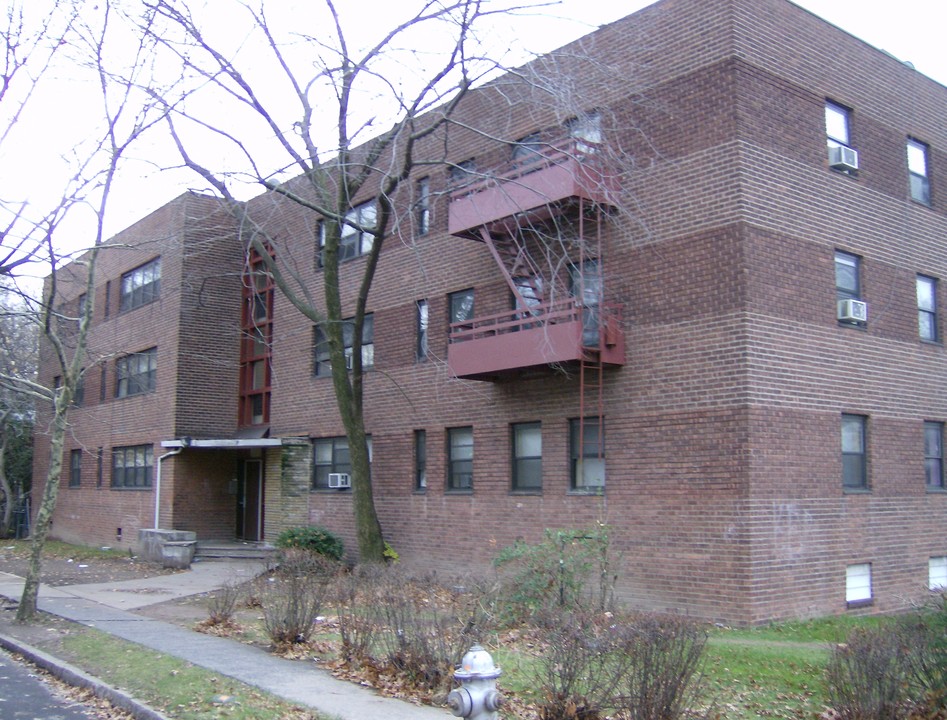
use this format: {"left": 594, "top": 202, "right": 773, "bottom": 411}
{"left": 3, "top": 0, "right": 944, "bottom": 260}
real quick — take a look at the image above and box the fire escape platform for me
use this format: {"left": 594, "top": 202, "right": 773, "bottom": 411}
{"left": 448, "top": 147, "right": 617, "bottom": 237}
{"left": 448, "top": 301, "right": 624, "bottom": 380}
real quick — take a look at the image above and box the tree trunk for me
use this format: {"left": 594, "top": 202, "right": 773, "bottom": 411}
{"left": 0, "top": 422, "right": 11, "bottom": 537}
{"left": 16, "top": 397, "right": 68, "bottom": 622}
{"left": 349, "top": 426, "right": 384, "bottom": 562}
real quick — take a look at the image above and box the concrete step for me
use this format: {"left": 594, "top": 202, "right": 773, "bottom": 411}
{"left": 195, "top": 541, "right": 277, "bottom": 562}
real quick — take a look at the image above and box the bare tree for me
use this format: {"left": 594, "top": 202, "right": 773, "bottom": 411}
{"left": 0, "top": 284, "right": 38, "bottom": 536}
{"left": 0, "top": 1, "right": 174, "bottom": 621}
{"left": 141, "top": 0, "right": 540, "bottom": 562}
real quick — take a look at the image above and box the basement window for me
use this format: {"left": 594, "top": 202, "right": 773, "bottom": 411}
{"left": 845, "top": 563, "right": 872, "bottom": 607}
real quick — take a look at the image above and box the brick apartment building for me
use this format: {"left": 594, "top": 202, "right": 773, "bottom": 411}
{"left": 33, "top": 0, "right": 947, "bottom": 624}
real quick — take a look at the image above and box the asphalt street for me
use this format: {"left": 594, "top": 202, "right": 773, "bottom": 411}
{"left": 0, "top": 646, "right": 96, "bottom": 719}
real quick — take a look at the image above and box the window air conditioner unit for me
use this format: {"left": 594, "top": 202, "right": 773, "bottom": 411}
{"left": 829, "top": 145, "right": 859, "bottom": 171}
{"left": 328, "top": 473, "right": 351, "bottom": 489}
{"left": 838, "top": 298, "right": 868, "bottom": 323}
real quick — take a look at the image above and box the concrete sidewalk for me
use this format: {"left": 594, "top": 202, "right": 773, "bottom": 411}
{"left": 0, "top": 561, "right": 451, "bottom": 720}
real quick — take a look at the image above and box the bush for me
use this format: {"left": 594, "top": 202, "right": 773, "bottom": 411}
{"left": 826, "top": 626, "right": 908, "bottom": 720}
{"left": 331, "top": 565, "right": 493, "bottom": 697}
{"left": 259, "top": 562, "right": 328, "bottom": 648}
{"left": 205, "top": 582, "right": 241, "bottom": 626}
{"left": 493, "top": 524, "right": 617, "bottom": 624}
{"left": 275, "top": 525, "right": 344, "bottom": 561}
{"left": 616, "top": 614, "right": 708, "bottom": 720}
{"left": 532, "top": 610, "right": 625, "bottom": 720}
{"left": 900, "top": 592, "right": 947, "bottom": 714}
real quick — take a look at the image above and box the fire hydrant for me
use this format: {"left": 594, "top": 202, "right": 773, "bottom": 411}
{"left": 447, "top": 644, "right": 503, "bottom": 720}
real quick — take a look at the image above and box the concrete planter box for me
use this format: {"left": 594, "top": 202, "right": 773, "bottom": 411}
{"left": 138, "top": 529, "right": 197, "bottom": 568}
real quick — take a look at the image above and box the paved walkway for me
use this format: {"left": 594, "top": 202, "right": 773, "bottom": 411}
{"left": 0, "top": 561, "right": 452, "bottom": 720}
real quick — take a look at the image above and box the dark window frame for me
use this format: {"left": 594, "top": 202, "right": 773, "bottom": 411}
{"left": 312, "top": 436, "right": 351, "bottom": 490}
{"left": 415, "top": 429, "right": 427, "bottom": 491}
{"left": 115, "top": 347, "right": 157, "bottom": 398}
{"left": 316, "top": 201, "right": 377, "bottom": 267}
{"left": 925, "top": 421, "right": 945, "bottom": 491}
{"left": 908, "top": 138, "right": 932, "bottom": 205}
{"left": 448, "top": 288, "right": 475, "bottom": 343}
{"left": 447, "top": 426, "right": 473, "bottom": 492}
{"left": 69, "top": 449, "right": 82, "bottom": 488}
{"left": 416, "top": 176, "right": 430, "bottom": 236}
{"left": 313, "top": 314, "right": 374, "bottom": 377}
{"left": 842, "top": 413, "right": 868, "bottom": 491}
{"left": 111, "top": 444, "right": 153, "bottom": 489}
{"left": 918, "top": 274, "right": 938, "bottom": 342}
{"left": 570, "top": 417, "right": 605, "bottom": 491}
{"left": 511, "top": 422, "right": 542, "bottom": 492}
{"left": 416, "top": 299, "right": 429, "bottom": 361}
{"left": 825, "top": 100, "right": 853, "bottom": 148}
{"left": 119, "top": 257, "right": 161, "bottom": 313}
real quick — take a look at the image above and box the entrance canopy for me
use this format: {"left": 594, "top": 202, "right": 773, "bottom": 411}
{"left": 161, "top": 437, "right": 283, "bottom": 450}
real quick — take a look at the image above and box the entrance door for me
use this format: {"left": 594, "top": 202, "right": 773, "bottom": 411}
{"left": 236, "top": 459, "right": 264, "bottom": 541}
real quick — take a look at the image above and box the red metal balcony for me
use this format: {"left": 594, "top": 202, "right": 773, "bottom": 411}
{"left": 448, "top": 299, "right": 625, "bottom": 380}
{"left": 448, "top": 140, "right": 618, "bottom": 238}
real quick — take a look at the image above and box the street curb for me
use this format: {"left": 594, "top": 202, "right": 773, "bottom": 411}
{"left": 0, "top": 631, "right": 172, "bottom": 720}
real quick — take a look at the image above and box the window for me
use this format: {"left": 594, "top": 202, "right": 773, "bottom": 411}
{"left": 120, "top": 258, "right": 161, "bottom": 312}
{"left": 96, "top": 447, "right": 103, "bottom": 487}
{"left": 918, "top": 275, "right": 938, "bottom": 341}
{"left": 930, "top": 556, "right": 947, "bottom": 591}
{"left": 512, "top": 132, "right": 543, "bottom": 164}
{"left": 835, "top": 251, "right": 861, "bottom": 302}
{"left": 313, "top": 437, "right": 350, "bottom": 490}
{"left": 240, "top": 248, "right": 273, "bottom": 426}
{"left": 415, "top": 430, "right": 427, "bottom": 490}
{"left": 835, "top": 251, "right": 865, "bottom": 326}
{"left": 99, "top": 364, "right": 107, "bottom": 403}
{"left": 449, "top": 159, "right": 476, "bottom": 187}
{"left": 448, "top": 289, "right": 475, "bottom": 342}
{"left": 416, "top": 300, "right": 429, "bottom": 361}
{"left": 570, "top": 418, "right": 605, "bottom": 490}
{"left": 842, "top": 414, "right": 867, "bottom": 490}
{"left": 316, "top": 201, "right": 377, "bottom": 266}
{"left": 570, "top": 259, "right": 602, "bottom": 346}
{"left": 512, "top": 422, "right": 542, "bottom": 491}
{"left": 846, "top": 563, "right": 872, "bottom": 605}
{"left": 416, "top": 177, "right": 430, "bottom": 236}
{"left": 825, "top": 101, "right": 852, "bottom": 149}
{"left": 925, "top": 422, "right": 944, "bottom": 490}
{"left": 447, "top": 426, "right": 473, "bottom": 491}
{"left": 111, "top": 445, "right": 153, "bottom": 489}
{"left": 512, "top": 276, "right": 543, "bottom": 328}
{"left": 908, "top": 139, "right": 931, "bottom": 205}
{"left": 313, "top": 314, "right": 374, "bottom": 376}
{"left": 116, "top": 347, "right": 157, "bottom": 398}
{"left": 566, "top": 110, "right": 602, "bottom": 153}
{"left": 69, "top": 449, "right": 82, "bottom": 488}
{"left": 104, "top": 280, "right": 111, "bottom": 318}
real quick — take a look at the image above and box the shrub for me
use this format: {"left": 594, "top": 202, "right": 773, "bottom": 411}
{"left": 275, "top": 525, "right": 344, "bottom": 561}
{"left": 826, "top": 626, "right": 908, "bottom": 720}
{"left": 332, "top": 564, "right": 382, "bottom": 664}
{"left": 259, "top": 553, "right": 330, "bottom": 648}
{"left": 616, "top": 614, "right": 708, "bottom": 720}
{"left": 205, "top": 582, "right": 241, "bottom": 626}
{"left": 900, "top": 592, "right": 947, "bottom": 714}
{"left": 493, "top": 524, "right": 617, "bottom": 624}
{"left": 531, "top": 610, "right": 625, "bottom": 720}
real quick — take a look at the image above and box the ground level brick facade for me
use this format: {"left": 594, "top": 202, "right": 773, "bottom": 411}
{"left": 33, "top": 0, "right": 947, "bottom": 624}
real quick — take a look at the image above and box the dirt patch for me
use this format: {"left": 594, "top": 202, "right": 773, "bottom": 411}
{"left": 0, "top": 546, "right": 178, "bottom": 586}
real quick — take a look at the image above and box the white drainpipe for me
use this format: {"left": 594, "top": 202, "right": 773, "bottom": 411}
{"left": 154, "top": 439, "right": 189, "bottom": 529}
